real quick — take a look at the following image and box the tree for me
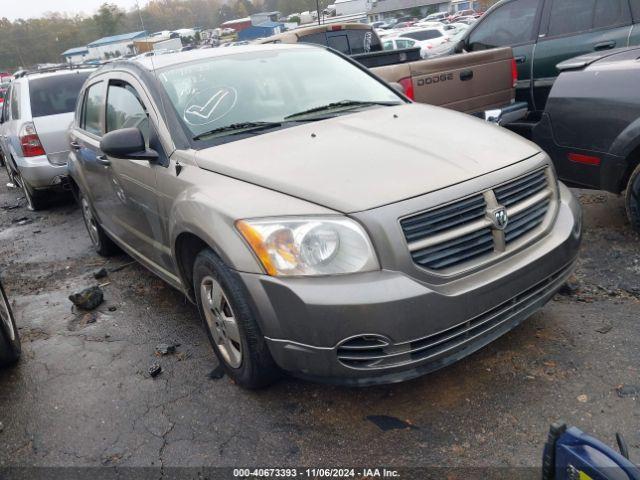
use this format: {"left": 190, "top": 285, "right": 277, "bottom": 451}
{"left": 93, "top": 3, "right": 125, "bottom": 37}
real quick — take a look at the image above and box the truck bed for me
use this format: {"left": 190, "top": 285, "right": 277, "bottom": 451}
{"left": 371, "top": 47, "right": 516, "bottom": 114}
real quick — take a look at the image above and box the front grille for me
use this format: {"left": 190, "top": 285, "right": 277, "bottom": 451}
{"left": 401, "top": 167, "right": 556, "bottom": 273}
{"left": 336, "top": 261, "right": 574, "bottom": 371}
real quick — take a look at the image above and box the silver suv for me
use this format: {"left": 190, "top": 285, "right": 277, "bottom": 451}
{"left": 68, "top": 45, "right": 582, "bottom": 388}
{"left": 0, "top": 69, "right": 92, "bottom": 209}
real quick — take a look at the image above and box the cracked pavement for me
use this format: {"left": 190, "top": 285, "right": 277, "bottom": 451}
{"left": 0, "top": 169, "right": 638, "bottom": 470}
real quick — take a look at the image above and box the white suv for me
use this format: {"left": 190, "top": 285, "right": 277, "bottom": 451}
{"left": 0, "top": 68, "right": 92, "bottom": 209}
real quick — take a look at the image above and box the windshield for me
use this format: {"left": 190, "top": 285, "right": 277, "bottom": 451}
{"left": 158, "top": 48, "right": 402, "bottom": 140}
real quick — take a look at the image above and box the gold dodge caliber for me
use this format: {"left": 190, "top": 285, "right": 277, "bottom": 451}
{"left": 68, "top": 44, "right": 582, "bottom": 388}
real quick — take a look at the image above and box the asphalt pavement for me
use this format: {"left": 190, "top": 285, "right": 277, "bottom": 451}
{"left": 0, "top": 169, "right": 638, "bottom": 473}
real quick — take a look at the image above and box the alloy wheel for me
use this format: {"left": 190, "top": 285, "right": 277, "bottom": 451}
{"left": 200, "top": 275, "right": 243, "bottom": 368}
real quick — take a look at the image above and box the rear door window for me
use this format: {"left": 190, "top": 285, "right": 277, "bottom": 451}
{"left": 327, "top": 35, "right": 350, "bottom": 54}
{"left": 81, "top": 82, "right": 104, "bottom": 137}
{"left": 632, "top": 0, "right": 640, "bottom": 22}
{"left": 547, "top": 0, "right": 631, "bottom": 36}
{"left": 29, "top": 72, "right": 90, "bottom": 117}
{"left": 467, "top": 0, "right": 539, "bottom": 50}
{"left": 593, "top": 0, "right": 631, "bottom": 29}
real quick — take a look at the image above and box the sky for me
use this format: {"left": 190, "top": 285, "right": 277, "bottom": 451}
{"left": 2, "top": 0, "right": 147, "bottom": 20}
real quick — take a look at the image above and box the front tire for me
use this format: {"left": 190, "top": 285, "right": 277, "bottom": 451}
{"left": 0, "top": 280, "right": 21, "bottom": 367}
{"left": 625, "top": 163, "right": 640, "bottom": 233}
{"left": 193, "top": 249, "right": 280, "bottom": 389}
{"left": 78, "top": 191, "right": 119, "bottom": 256}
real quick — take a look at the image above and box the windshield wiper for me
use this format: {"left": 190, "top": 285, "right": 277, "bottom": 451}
{"left": 284, "top": 100, "right": 402, "bottom": 120}
{"left": 193, "top": 121, "right": 282, "bottom": 141}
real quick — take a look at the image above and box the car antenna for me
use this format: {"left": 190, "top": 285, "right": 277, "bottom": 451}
{"left": 135, "top": 1, "right": 182, "bottom": 176}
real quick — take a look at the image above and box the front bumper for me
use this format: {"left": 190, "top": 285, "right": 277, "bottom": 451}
{"left": 14, "top": 154, "right": 68, "bottom": 190}
{"left": 239, "top": 183, "right": 582, "bottom": 386}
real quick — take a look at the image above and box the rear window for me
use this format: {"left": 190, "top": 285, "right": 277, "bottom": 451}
{"left": 299, "top": 29, "right": 382, "bottom": 54}
{"left": 29, "top": 72, "right": 90, "bottom": 117}
{"left": 404, "top": 29, "right": 443, "bottom": 41}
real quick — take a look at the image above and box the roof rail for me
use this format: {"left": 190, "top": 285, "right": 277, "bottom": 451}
{"left": 13, "top": 63, "right": 94, "bottom": 79}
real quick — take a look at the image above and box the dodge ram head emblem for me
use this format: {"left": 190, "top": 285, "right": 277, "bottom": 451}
{"left": 489, "top": 207, "right": 509, "bottom": 230}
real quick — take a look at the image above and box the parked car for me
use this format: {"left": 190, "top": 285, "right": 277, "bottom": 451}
{"left": 428, "top": 28, "right": 469, "bottom": 58}
{"left": 454, "top": 0, "right": 640, "bottom": 124}
{"left": 421, "top": 12, "right": 449, "bottom": 22}
{"left": 0, "top": 68, "right": 93, "bottom": 209}
{"left": 533, "top": 46, "right": 640, "bottom": 232}
{"left": 389, "top": 26, "right": 451, "bottom": 57}
{"left": 0, "top": 276, "right": 20, "bottom": 367}
{"left": 382, "top": 37, "right": 419, "bottom": 52}
{"left": 68, "top": 45, "right": 581, "bottom": 388}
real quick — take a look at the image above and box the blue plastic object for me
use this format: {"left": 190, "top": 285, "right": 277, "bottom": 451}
{"left": 542, "top": 423, "right": 640, "bottom": 480}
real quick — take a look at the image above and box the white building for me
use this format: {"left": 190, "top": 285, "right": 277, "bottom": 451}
{"left": 87, "top": 31, "right": 147, "bottom": 60}
{"left": 61, "top": 46, "right": 89, "bottom": 64}
{"left": 327, "top": 0, "right": 368, "bottom": 16}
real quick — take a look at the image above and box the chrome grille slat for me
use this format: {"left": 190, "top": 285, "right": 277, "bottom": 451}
{"left": 505, "top": 200, "right": 549, "bottom": 242}
{"left": 401, "top": 195, "right": 486, "bottom": 241}
{"left": 495, "top": 171, "right": 546, "bottom": 204}
{"left": 418, "top": 233, "right": 494, "bottom": 270}
{"left": 400, "top": 167, "right": 555, "bottom": 272}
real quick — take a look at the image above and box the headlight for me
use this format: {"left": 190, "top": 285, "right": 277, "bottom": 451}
{"left": 236, "top": 217, "right": 379, "bottom": 277}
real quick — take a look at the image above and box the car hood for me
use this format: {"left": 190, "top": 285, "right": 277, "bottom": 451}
{"left": 195, "top": 103, "right": 540, "bottom": 213}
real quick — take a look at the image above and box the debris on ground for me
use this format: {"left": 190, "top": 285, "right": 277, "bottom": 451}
{"left": 108, "top": 306, "right": 117, "bottom": 312}
{"left": 148, "top": 363, "right": 162, "bottom": 378}
{"left": 616, "top": 385, "right": 639, "bottom": 398}
{"left": 68, "top": 286, "right": 104, "bottom": 310}
{"left": 366, "top": 415, "right": 419, "bottom": 431}
{"left": 208, "top": 364, "right": 225, "bottom": 380}
{"left": 577, "top": 394, "right": 588, "bottom": 403}
{"left": 93, "top": 268, "right": 108, "bottom": 280}
{"left": 11, "top": 216, "right": 32, "bottom": 226}
{"left": 0, "top": 421, "right": 3, "bottom": 432}
{"left": 1, "top": 202, "right": 21, "bottom": 211}
{"left": 155, "top": 343, "right": 177, "bottom": 356}
{"left": 558, "top": 280, "right": 580, "bottom": 296}
{"left": 595, "top": 325, "right": 613, "bottom": 334}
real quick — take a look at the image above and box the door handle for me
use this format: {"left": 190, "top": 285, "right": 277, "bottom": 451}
{"left": 96, "top": 154, "right": 111, "bottom": 166}
{"left": 70, "top": 141, "right": 81, "bottom": 150}
{"left": 514, "top": 55, "right": 527, "bottom": 64}
{"left": 594, "top": 40, "right": 616, "bottom": 51}
{"left": 460, "top": 69, "right": 474, "bottom": 81}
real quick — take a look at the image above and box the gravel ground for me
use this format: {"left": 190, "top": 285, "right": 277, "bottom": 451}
{"left": 0, "top": 169, "right": 638, "bottom": 474}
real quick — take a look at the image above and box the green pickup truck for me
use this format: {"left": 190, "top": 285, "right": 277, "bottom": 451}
{"left": 456, "top": 0, "right": 640, "bottom": 126}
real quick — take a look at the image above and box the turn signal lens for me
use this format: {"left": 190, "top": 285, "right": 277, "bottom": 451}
{"left": 511, "top": 58, "right": 518, "bottom": 89}
{"left": 236, "top": 217, "right": 379, "bottom": 277}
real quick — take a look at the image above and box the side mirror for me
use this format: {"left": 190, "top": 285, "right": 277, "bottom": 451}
{"left": 389, "top": 81, "right": 405, "bottom": 95}
{"left": 100, "top": 128, "right": 158, "bottom": 161}
{"left": 454, "top": 40, "right": 466, "bottom": 54}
